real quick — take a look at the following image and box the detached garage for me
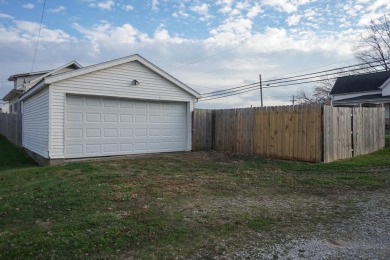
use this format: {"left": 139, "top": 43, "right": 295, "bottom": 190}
{"left": 19, "top": 54, "right": 200, "bottom": 165}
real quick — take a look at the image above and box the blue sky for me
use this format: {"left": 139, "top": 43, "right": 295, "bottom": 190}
{"left": 1, "top": 0, "right": 390, "bottom": 108}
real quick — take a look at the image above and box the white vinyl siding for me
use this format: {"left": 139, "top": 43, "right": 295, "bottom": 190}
{"left": 50, "top": 61, "right": 195, "bottom": 158}
{"left": 332, "top": 90, "right": 382, "bottom": 101}
{"left": 382, "top": 81, "right": 390, "bottom": 96}
{"left": 22, "top": 87, "right": 49, "bottom": 158}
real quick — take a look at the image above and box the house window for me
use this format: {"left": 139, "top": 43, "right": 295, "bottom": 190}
{"left": 10, "top": 104, "right": 13, "bottom": 113}
{"left": 14, "top": 102, "right": 18, "bottom": 113}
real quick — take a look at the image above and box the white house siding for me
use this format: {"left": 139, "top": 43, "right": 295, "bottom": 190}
{"left": 22, "top": 87, "right": 49, "bottom": 158}
{"left": 382, "top": 81, "right": 390, "bottom": 96}
{"left": 332, "top": 90, "right": 381, "bottom": 101}
{"left": 49, "top": 60, "right": 196, "bottom": 159}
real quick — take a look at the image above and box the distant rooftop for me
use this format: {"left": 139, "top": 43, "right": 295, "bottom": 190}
{"left": 330, "top": 71, "right": 390, "bottom": 95}
{"left": 8, "top": 70, "right": 52, "bottom": 81}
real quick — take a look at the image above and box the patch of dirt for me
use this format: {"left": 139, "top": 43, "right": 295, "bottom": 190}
{"left": 177, "top": 151, "right": 235, "bottom": 162}
{"left": 217, "top": 189, "right": 390, "bottom": 259}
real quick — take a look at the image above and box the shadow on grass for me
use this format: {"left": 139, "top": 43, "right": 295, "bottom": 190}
{"left": 0, "top": 135, "right": 36, "bottom": 171}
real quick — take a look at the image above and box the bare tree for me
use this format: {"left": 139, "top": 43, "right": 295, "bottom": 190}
{"left": 296, "top": 16, "right": 390, "bottom": 104}
{"left": 295, "top": 80, "right": 332, "bottom": 104}
{"left": 295, "top": 70, "right": 348, "bottom": 104}
{"left": 356, "top": 15, "right": 390, "bottom": 71}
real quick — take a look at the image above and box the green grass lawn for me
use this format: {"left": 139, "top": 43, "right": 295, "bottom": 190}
{"left": 0, "top": 135, "right": 389, "bottom": 259}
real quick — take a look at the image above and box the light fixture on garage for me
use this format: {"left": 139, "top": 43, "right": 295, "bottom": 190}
{"left": 131, "top": 79, "right": 140, "bottom": 85}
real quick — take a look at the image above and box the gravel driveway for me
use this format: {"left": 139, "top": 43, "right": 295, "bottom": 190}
{"left": 218, "top": 189, "right": 390, "bottom": 259}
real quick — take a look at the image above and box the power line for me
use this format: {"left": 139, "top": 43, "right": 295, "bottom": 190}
{"left": 200, "top": 69, "right": 386, "bottom": 102}
{"left": 262, "top": 58, "right": 389, "bottom": 84}
{"left": 31, "top": 0, "right": 46, "bottom": 72}
{"left": 200, "top": 58, "right": 389, "bottom": 99}
{"left": 199, "top": 64, "right": 388, "bottom": 102}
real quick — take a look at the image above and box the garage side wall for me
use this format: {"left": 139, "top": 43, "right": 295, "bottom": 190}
{"left": 22, "top": 87, "right": 49, "bottom": 158}
{"left": 50, "top": 61, "right": 195, "bottom": 159}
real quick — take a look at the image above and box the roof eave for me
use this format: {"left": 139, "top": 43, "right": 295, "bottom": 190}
{"left": 19, "top": 79, "right": 48, "bottom": 101}
{"left": 333, "top": 98, "right": 390, "bottom": 104}
{"left": 3, "top": 89, "right": 23, "bottom": 101}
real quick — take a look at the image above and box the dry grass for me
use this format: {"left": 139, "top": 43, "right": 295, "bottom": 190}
{"left": 1, "top": 135, "right": 390, "bottom": 259}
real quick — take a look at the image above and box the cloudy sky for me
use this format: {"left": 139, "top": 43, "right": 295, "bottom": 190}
{"left": 1, "top": 0, "right": 389, "bottom": 108}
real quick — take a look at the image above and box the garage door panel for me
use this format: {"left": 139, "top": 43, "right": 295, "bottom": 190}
{"left": 67, "top": 112, "right": 83, "bottom": 122}
{"left": 67, "top": 129, "right": 83, "bottom": 139}
{"left": 67, "top": 144, "right": 83, "bottom": 155}
{"left": 120, "top": 114, "right": 133, "bottom": 123}
{"left": 67, "top": 96, "right": 83, "bottom": 106}
{"left": 135, "top": 142, "right": 148, "bottom": 151}
{"left": 135, "top": 115, "right": 147, "bottom": 123}
{"left": 120, "top": 128, "right": 133, "bottom": 137}
{"left": 149, "top": 128, "right": 161, "bottom": 136}
{"left": 85, "top": 97, "right": 101, "bottom": 107}
{"left": 103, "top": 143, "right": 117, "bottom": 153}
{"left": 103, "top": 114, "right": 118, "bottom": 122}
{"left": 86, "top": 144, "right": 101, "bottom": 154}
{"left": 120, "top": 99, "right": 133, "bottom": 107}
{"left": 135, "top": 102, "right": 147, "bottom": 109}
{"left": 104, "top": 129, "right": 118, "bottom": 138}
{"left": 85, "top": 128, "right": 101, "bottom": 138}
{"left": 65, "top": 95, "right": 187, "bottom": 158}
{"left": 103, "top": 99, "right": 119, "bottom": 108}
{"left": 120, "top": 143, "right": 133, "bottom": 152}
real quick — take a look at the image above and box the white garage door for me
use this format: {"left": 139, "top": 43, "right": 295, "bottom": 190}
{"left": 65, "top": 95, "right": 188, "bottom": 158}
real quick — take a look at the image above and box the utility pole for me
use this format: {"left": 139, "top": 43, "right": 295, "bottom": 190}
{"left": 259, "top": 74, "right": 263, "bottom": 107}
{"left": 291, "top": 95, "right": 295, "bottom": 105}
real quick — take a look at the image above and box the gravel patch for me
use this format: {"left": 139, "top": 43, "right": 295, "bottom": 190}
{"left": 216, "top": 190, "right": 390, "bottom": 259}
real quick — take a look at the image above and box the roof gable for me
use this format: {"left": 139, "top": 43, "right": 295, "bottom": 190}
{"left": 24, "top": 61, "right": 82, "bottom": 90}
{"left": 44, "top": 54, "right": 200, "bottom": 98}
{"left": 330, "top": 71, "right": 390, "bottom": 95}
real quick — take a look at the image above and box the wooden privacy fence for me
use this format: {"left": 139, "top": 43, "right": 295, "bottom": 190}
{"left": 0, "top": 113, "right": 22, "bottom": 147}
{"left": 192, "top": 105, "right": 385, "bottom": 163}
{"left": 323, "top": 106, "right": 385, "bottom": 162}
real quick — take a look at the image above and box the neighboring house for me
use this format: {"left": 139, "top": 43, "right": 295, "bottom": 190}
{"left": 15, "top": 54, "right": 200, "bottom": 165}
{"left": 330, "top": 71, "right": 390, "bottom": 126}
{"left": 0, "top": 102, "right": 9, "bottom": 113}
{"left": 3, "top": 62, "right": 82, "bottom": 114}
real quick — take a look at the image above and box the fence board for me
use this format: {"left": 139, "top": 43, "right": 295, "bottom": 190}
{"left": 193, "top": 105, "right": 384, "bottom": 163}
{"left": 0, "top": 113, "right": 22, "bottom": 147}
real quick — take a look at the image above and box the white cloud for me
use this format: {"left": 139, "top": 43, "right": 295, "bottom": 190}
{"left": 190, "top": 3, "right": 213, "bottom": 21}
{"left": 172, "top": 10, "right": 189, "bottom": 18}
{"left": 74, "top": 21, "right": 147, "bottom": 54}
{"left": 152, "top": 0, "right": 159, "bottom": 11}
{"left": 22, "top": 3, "right": 34, "bottom": 9}
{"left": 207, "top": 18, "right": 253, "bottom": 45}
{"left": 263, "top": 0, "right": 297, "bottom": 13}
{"left": 0, "top": 20, "right": 74, "bottom": 46}
{"left": 172, "top": 3, "right": 189, "bottom": 18}
{"left": 122, "top": 5, "right": 134, "bottom": 12}
{"left": 0, "top": 13, "right": 14, "bottom": 19}
{"left": 216, "top": 0, "right": 234, "bottom": 14}
{"left": 97, "top": 0, "right": 115, "bottom": 10}
{"left": 12, "top": 20, "right": 74, "bottom": 43}
{"left": 0, "top": 7, "right": 362, "bottom": 108}
{"left": 247, "top": 4, "right": 262, "bottom": 19}
{"left": 153, "top": 26, "right": 189, "bottom": 44}
{"left": 287, "top": 14, "right": 301, "bottom": 26}
{"left": 49, "top": 6, "right": 66, "bottom": 13}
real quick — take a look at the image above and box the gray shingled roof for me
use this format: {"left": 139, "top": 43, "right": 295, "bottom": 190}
{"left": 330, "top": 71, "right": 390, "bottom": 95}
